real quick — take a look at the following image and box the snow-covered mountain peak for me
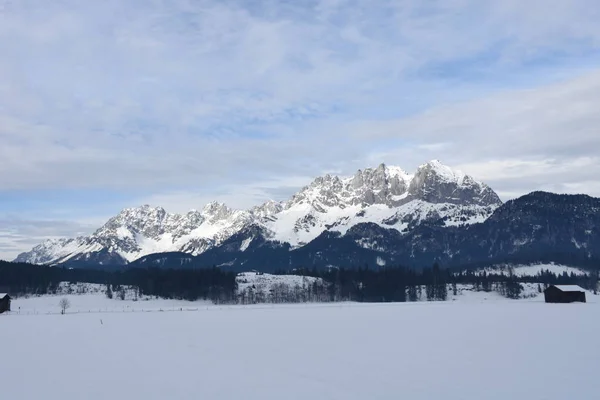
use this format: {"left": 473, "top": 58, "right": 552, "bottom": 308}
{"left": 15, "top": 160, "right": 503, "bottom": 266}
{"left": 383, "top": 164, "right": 412, "bottom": 180}
{"left": 109, "top": 204, "right": 169, "bottom": 227}
{"left": 95, "top": 205, "right": 173, "bottom": 238}
{"left": 120, "top": 205, "right": 165, "bottom": 218}
{"left": 346, "top": 163, "right": 411, "bottom": 196}
{"left": 201, "top": 201, "right": 233, "bottom": 220}
{"left": 284, "top": 163, "right": 410, "bottom": 211}
{"left": 405, "top": 160, "right": 500, "bottom": 207}
{"left": 280, "top": 161, "right": 497, "bottom": 213}
{"left": 418, "top": 160, "right": 466, "bottom": 184}
{"left": 251, "top": 200, "right": 283, "bottom": 219}
{"left": 12, "top": 237, "right": 82, "bottom": 265}
{"left": 175, "top": 210, "right": 205, "bottom": 231}
{"left": 286, "top": 174, "right": 345, "bottom": 210}
{"left": 309, "top": 174, "right": 343, "bottom": 188}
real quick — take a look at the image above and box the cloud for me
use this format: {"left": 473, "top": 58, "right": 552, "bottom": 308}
{"left": 0, "top": 218, "right": 101, "bottom": 261}
{"left": 137, "top": 175, "right": 316, "bottom": 212}
{"left": 2, "top": 0, "right": 600, "bottom": 190}
{"left": 342, "top": 70, "right": 600, "bottom": 198}
{"left": 1, "top": 0, "right": 600, "bottom": 258}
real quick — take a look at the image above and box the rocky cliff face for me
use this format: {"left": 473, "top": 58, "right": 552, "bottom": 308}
{"left": 405, "top": 161, "right": 499, "bottom": 206}
{"left": 284, "top": 161, "right": 499, "bottom": 210}
{"left": 128, "top": 192, "right": 600, "bottom": 272}
{"left": 15, "top": 160, "right": 502, "bottom": 266}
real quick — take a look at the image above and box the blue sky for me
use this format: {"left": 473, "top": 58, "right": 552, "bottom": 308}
{"left": 1, "top": 0, "right": 600, "bottom": 259}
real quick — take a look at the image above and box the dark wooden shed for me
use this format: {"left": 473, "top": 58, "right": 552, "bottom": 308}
{"left": 544, "top": 285, "right": 586, "bottom": 303}
{"left": 0, "top": 293, "right": 11, "bottom": 313}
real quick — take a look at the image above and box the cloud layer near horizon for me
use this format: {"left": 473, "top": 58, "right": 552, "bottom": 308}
{"left": 1, "top": 0, "right": 600, "bottom": 259}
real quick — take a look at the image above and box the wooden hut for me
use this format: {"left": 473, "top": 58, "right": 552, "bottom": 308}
{"left": 0, "top": 293, "right": 11, "bottom": 313}
{"left": 544, "top": 285, "right": 586, "bottom": 303}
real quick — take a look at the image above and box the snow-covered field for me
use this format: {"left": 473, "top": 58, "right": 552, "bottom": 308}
{"left": 11, "top": 293, "right": 211, "bottom": 314}
{"left": 8, "top": 282, "right": 211, "bottom": 315}
{"left": 2, "top": 299, "right": 598, "bottom": 400}
{"left": 7, "top": 274, "right": 596, "bottom": 315}
{"left": 236, "top": 271, "right": 323, "bottom": 294}
{"left": 470, "top": 262, "right": 589, "bottom": 277}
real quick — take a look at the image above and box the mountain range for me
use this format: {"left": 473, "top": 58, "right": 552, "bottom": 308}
{"left": 15, "top": 160, "right": 600, "bottom": 271}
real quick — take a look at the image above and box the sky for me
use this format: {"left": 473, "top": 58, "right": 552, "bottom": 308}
{"left": 1, "top": 0, "right": 600, "bottom": 260}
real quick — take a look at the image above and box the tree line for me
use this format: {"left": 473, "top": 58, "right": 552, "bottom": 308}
{"left": 267, "top": 263, "right": 598, "bottom": 302}
{"left": 1, "top": 260, "right": 597, "bottom": 304}
{"left": 0, "top": 261, "right": 237, "bottom": 303}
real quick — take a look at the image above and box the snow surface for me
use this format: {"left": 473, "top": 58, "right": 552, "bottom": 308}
{"left": 470, "top": 263, "right": 589, "bottom": 277}
{"left": 382, "top": 164, "right": 413, "bottom": 181}
{"left": 268, "top": 200, "right": 493, "bottom": 248}
{"left": 424, "top": 159, "right": 466, "bottom": 183}
{"left": 8, "top": 278, "right": 592, "bottom": 314}
{"left": 11, "top": 282, "right": 213, "bottom": 315}
{"left": 2, "top": 300, "right": 599, "bottom": 400}
{"left": 236, "top": 272, "right": 322, "bottom": 294}
{"left": 239, "top": 237, "right": 253, "bottom": 251}
{"left": 553, "top": 285, "right": 586, "bottom": 292}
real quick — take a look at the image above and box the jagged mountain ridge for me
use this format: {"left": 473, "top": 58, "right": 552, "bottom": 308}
{"left": 15, "top": 160, "right": 501, "bottom": 266}
{"left": 131, "top": 192, "right": 600, "bottom": 272}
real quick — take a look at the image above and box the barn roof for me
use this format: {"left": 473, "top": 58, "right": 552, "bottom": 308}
{"left": 0, "top": 293, "right": 8, "bottom": 298}
{"left": 553, "top": 285, "right": 586, "bottom": 292}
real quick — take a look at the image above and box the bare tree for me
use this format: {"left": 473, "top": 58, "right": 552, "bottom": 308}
{"left": 59, "top": 298, "right": 71, "bottom": 315}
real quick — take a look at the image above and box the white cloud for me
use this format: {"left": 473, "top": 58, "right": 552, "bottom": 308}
{"left": 341, "top": 70, "right": 600, "bottom": 197}
{"left": 137, "top": 175, "right": 316, "bottom": 213}
{"left": 1, "top": 0, "right": 600, "bottom": 258}
{"left": 0, "top": 218, "right": 103, "bottom": 261}
{"left": 1, "top": 0, "right": 599, "bottom": 190}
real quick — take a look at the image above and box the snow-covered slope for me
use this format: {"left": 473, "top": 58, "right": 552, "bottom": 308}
{"left": 470, "top": 263, "right": 589, "bottom": 277}
{"left": 15, "top": 160, "right": 501, "bottom": 265}
{"left": 264, "top": 160, "right": 498, "bottom": 248}
{"left": 236, "top": 272, "right": 322, "bottom": 292}
{"left": 17, "top": 202, "right": 254, "bottom": 265}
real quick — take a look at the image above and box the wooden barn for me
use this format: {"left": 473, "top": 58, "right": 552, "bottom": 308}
{"left": 544, "top": 285, "right": 586, "bottom": 303}
{"left": 0, "top": 293, "right": 11, "bottom": 313}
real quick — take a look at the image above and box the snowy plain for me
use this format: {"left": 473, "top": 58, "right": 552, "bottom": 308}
{"left": 470, "top": 262, "right": 588, "bottom": 277}
{"left": 2, "top": 292, "right": 599, "bottom": 400}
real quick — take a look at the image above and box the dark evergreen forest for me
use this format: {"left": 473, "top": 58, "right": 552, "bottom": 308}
{"left": 1, "top": 260, "right": 597, "bottom": 304}
{"left": 0, "top": 261, "right": 238, "bottom": 303}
